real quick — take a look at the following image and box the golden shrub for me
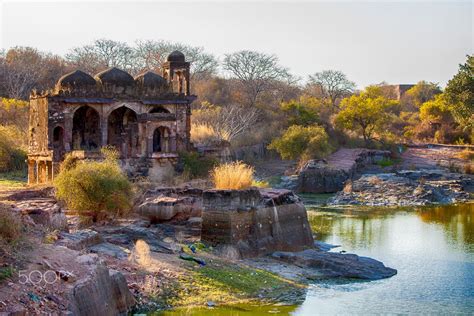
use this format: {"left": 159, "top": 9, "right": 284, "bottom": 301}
{"left": 211, "top": 162, "right": 254, "bottom": 190}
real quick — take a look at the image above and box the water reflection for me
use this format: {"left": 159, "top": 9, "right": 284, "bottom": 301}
{"left": 301, "top": 203, "right": 474, "bottom": 314}
{"left": 307, "top": 203, "right": 474, "bottom": 253}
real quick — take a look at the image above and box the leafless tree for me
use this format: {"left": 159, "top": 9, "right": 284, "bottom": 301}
{"left": 223, "top": 50, "right": 294, "bottom": 107}
{"left": 66, "top": 39, "right": 136, "bottom": 75}
{"left": 134, "top": 40, "right": 218, "bottom": 79}
{"left": 0, "top": 47, "right": 69, "bottom": 100}
{"left": 194, "top": 103, "right": 260, "bottom": 142}
{"left": 308, "top": 70, "right": 356, "bottom": 109}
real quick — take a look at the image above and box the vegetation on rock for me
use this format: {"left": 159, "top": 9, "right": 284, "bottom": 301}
{"left": 211, "top": 162, "right": 254, "bottom": 190}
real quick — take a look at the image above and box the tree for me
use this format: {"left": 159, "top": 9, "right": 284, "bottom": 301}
{"left": 223, "top": 50, "right": 293, "bottom": 107}
{"left": 444, "top": 55, "right": 473, "bottom": 133}
{"left": 268, "top": 125, "right": 332, "bottom": 161}
{"left": 307, "top": 70, "right": 355, "bottom": 109}
{"left": 66, "top": 39, "right": 136, "bottom": 74}
{"left": 335, "top": 86, "right": 398, "bottom": 144}
{"left": 280, "top": 96, "right": 321, "bottom": 127}
{"left": 404, "top": 81, "right": 441, "bottom": 110}
{"left": 192, "top": 102, "right": 260, "bottom": 142}
{"left": 134, "top": 40, "right": 218, "bottom": 79}
{"left": 0, "top": 47, "right": 69, "bottom": 100}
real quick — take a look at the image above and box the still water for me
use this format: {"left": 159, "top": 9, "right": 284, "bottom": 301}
{"left": 162, "top": 202, "right": 474, "bottom": 315}
{"left": 298, "top": 202, "right": 474, "bottom": 314}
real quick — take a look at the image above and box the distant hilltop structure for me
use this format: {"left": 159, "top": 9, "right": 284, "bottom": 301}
{"left": 380, "top": 84, "right": 415, "bottom": 100}
{"left": 27, "top": 50, "right": 196, "bottom": 185}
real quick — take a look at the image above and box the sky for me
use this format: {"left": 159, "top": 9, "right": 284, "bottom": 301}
{"left": 0, "top": 0, "right": 472, "bottom": 89}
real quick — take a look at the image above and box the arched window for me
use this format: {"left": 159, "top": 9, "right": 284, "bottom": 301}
{"left": 153, "top": 127, "right": 171, "bottom": 153}
{"left": 149, "top": 106, "right": 170, "bottom": 114}
{"left": 72, "top": 106, "right": 100, "bottom": 150}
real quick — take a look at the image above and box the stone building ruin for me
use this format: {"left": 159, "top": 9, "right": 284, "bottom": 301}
{"left": 27, "top": 51, "right": 195, "bottom": 184}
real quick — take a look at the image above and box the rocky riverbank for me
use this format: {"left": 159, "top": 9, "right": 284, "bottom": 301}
{"left": 329, "top": 170, "right": 472, "bottom": 206}
{"left": 0, "top": 184, "right": 398, "bottom": 315}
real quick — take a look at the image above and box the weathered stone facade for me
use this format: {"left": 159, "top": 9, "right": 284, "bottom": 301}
{"left": 27, "top": 51, "right": 195, "bottom": 184}
{"left": 201, "top": 188, "right": 314, "bottom": 258}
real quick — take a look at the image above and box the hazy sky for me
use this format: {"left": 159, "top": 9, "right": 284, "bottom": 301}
{"left": 1, "top": 0, "right": 472, "bottom": 88}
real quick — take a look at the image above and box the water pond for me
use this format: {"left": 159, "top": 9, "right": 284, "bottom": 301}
{"left": 160, "top": 200, "right": 474, "bottom": 315}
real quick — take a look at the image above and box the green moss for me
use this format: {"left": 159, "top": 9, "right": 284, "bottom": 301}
{"left": 376, "top": 158, "right": 395, "bottom": 168}
{"left": 0, "top": 266, "right": 14, "bottom": 282}
{"left": 159, "top": 260, "right": 305, "bottom": 309}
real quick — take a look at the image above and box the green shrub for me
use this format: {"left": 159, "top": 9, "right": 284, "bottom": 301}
{"left": 54, "top": 148, "right": 133, "bottom": 222}
{"left": 268, "top": 125, "right": 332, "bottom": 162}
{"left": 0, "top": 126, "right": 27, "bottom": 173}
{"left": 180, "top": 152, "right": 217, "bottom": 179}
{"left": 377, "top": 158, "right": 394, "bottom": 168}
{"left": 0, "top": 204, "right": 22, "bottom": 244}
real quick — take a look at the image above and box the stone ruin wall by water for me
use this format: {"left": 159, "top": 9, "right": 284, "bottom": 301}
{"left": 201, "top": 188, "right": 314, "bottom": 258}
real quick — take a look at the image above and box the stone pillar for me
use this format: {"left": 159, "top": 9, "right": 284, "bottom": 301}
{"left": 47, "top": 161, "right": 53, "bottom": 182}
{"left": 27, "top": 160, "right": 36, "bottom": 185}
{"left": 100, "top": 115, "right": 108, "bottom": 147}
{"left": 64, "top": 115, "right": 73, "bottom": 152}
{"left": 138, "top": 123, "right": 147, "bottom": 157}
{"left": 38, "top": 161, "right": 47, "bottom": 184}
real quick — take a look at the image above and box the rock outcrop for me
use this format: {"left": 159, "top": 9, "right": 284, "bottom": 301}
{"left": 296, "top": 148, "right": 391, "bottom": 193}
{"left": 329, "top": 171, "right": 472, "bottom": 206}
{"left": 68, "top": 260, "right": 135, "bottom": 315}
{"left": 272, "top": 249, "right": 397, "bottom": 280}
{"left": 201, "top": 188, "right": 314, "bottom": 258}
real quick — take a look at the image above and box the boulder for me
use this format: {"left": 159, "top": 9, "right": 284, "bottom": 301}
{"left": 137, "top": 196, "right": 198, "bottom": 222}
{"left": 68, "top": 264, "right": 135, "bottom": 316}
{"left": 57, "top": 230, "right": 102, "bottom": 250}
{"left": 272, "top": 249, "right": 397, "bottom": 280}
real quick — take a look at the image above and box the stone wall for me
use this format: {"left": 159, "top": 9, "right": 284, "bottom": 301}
{"left": 201, "top": 188, "right": 314, "bottom": 258}
{"left": 297, "top": 149, "right": 391, "bottom": 193}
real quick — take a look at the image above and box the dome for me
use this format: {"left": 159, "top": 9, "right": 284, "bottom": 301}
{"left": 135, "top": 71, "right": 167, "bottom": 89}
{"left": 94, "top": 67, "right": 135, "bottom": 86}
{"left": 167, "top": 50, "right": 185, "bottom": 62}
{"left": 57, "top": 70, "right": 96, "bottom": 88}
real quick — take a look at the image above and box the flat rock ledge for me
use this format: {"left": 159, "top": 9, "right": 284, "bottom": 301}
{"left": 329, "top": 171, "right": 472, "bottom": 206}
{"left": 272, "top": 249, "right": 397, "bottom": 280}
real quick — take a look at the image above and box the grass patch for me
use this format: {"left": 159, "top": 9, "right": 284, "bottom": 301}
{"left": 0, "top": 170, "right": 27, "bottom": 189}
{"left": 162, "top": 261, "right": 305, "bottom": 308}
{"left": 0, "top": 266, "right": 15, "bottom": 282}
{"left": 376, "top": 158, "right": 395, "bottom": 168}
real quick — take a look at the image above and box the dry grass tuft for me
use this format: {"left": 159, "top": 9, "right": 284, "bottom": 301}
{"left": 211, "top": 162, "right": 255, "bottom": 190}
{"left": 191, "top": 123, "right": 229, "bottom": 145}
{"left": 457, "top": 149, "right": 474, "bottom": 161}
{"left": 130, "top": 239, "right": 152, "bottom": 267}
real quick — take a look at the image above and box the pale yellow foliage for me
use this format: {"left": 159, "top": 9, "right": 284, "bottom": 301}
{"left": 211, "top": 162, "right": 255, "bottom": 190}
{"left": 190, "top": 123, "right": 229, "bottom": 145}
{"left": 129, "top": 239, "right": 151, "bottom": 267}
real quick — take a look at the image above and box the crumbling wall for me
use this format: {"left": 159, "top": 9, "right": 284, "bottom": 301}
{"left": 201, "top": 188, "right": 314, "bottom": 258}
{"left": 28, "top": 97, "right": 50, "bottom": 154}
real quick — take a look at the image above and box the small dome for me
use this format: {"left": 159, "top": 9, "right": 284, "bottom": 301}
{"left": 135, "top": 71, "right": 167, "bottom": 89}
{"left": 95, "top": 67, "right": 135, "bottom": 86}
{"left": 167, "top": 50, "right": 185, "bottom": 62}
{"left": 57, "top": 70, "right": 96, "bottom": 88}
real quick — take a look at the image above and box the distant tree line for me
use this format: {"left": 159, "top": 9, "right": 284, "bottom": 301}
{"left": 0, "top": 40, "right": 472, "bottom": 166}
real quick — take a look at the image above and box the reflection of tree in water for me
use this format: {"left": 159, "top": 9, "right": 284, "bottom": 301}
{"left": 417, "top": 204, "right": 474, "bottom": 249}
{"left": 307, "top": 208, "right": 391, "bottom": 249}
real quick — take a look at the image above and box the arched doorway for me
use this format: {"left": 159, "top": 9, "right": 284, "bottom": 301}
{"left": 52, "top": 126, "right": 64, "bottom": 160}
{"left": 107, "top": 106, "right": 139, "bottom": 158}
{"left": 72, "top": 106, "right": 100, "bottom": 150}
{"left": 152, "top": 127, "right": 171, "bottom": 153}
